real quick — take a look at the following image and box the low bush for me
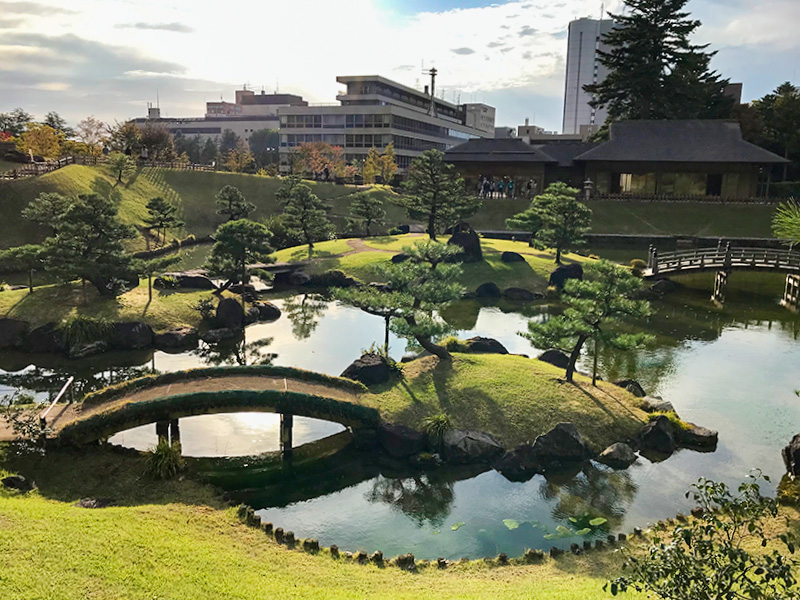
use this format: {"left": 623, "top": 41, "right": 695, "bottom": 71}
{"left": 144, "top": 439, "right": 185, "bottom": 480}
{"left": 441, "top": 336, "right": 469, "bottom": 352}
{"left": 60, "top": 315, "right": 113, "bottom": 349}
{"left": 649, "top": 410, "right": 691, "bottom": 431}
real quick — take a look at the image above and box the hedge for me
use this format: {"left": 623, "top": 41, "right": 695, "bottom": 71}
{"left": 81, "top": 365, "right": 367, "bottom": 407}
{"left": 59, "top": 389, "right": 381, "bottom": 445}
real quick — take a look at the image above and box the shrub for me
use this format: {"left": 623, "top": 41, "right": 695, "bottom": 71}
{"left": 387, "top": 227, "right": 403, "bottom": 235}
{"left": 60, "top": 315, "right": 112, "bottom": 349}
{"left": 144, "top": 439, "right": 185, "bottom": 480}
{"left": 441, "top": 336, "right": 469, "bottom": 352}
{"left": 192, "top": 297, "right": 216, "bottom": 321}
{"left": 630, "top": 258, "right": 647, "bottom": 277}
{"left": 422, "top": 412, "right": 452, "bottom": 449}
{"left": 158, "top": 275, "right": 178, "bottom": 289}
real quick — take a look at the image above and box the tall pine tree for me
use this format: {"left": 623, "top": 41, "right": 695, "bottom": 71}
{"left": 585, "top": 0, "right": 733, "bottom": 122}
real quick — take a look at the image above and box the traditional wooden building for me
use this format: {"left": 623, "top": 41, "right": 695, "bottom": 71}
{"left": 446, "top": 120, "right": 789, "bottom": 200}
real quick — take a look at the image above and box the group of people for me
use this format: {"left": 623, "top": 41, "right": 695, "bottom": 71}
{"left": 476, "top": 175, "right": 537, "bottom": 199}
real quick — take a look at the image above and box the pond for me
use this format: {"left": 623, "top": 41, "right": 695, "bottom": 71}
{"left": 1, "top": 271, "right": 799, "bottom": 559}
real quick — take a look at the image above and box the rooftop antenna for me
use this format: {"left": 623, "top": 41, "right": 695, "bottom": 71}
{"left": 422, "top": 67, "right": 438, "bottom": 116}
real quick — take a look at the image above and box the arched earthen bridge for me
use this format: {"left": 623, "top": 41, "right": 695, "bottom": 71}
{"left": 46, "top": 367, "right": 380, "bottom": 447}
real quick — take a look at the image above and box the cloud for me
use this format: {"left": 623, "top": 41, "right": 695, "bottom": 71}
{"left": 519, "top": 25, "right": 537, "bottom": 36}
{"left": 0, "top": 17, "right": 24, "bottom": 28}
{"left": 451, "top": 47, "right": 476, "bottom": 55}
{"left": 487, "top": 41, "right": 504, "bottom": 48}
{"left": 702, "top": 0, "right": 800, "bottom": 52}
{"left": 0, "top": 1, "right": 75, "bottom": 14}
{"left": 522, "top": 51, "right": 532, "bottom": 59}
{"left": 393, "top": 64, "right": 415, "bottom": 71}
{"left": 115, "top": 22, "right": 195, "bottom": 33}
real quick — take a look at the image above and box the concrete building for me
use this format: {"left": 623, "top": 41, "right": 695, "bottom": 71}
{"left": 133, "top": 88, "right": 307, "bottom": 144}
{"left": 562, "top": 17, "right": 615, "bottom": 135}
{"left": 277, "top": 75, "right": 494, "bottom": 171}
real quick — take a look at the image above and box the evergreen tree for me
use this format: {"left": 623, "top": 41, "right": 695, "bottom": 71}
{"left": 533, "top": 182, "right": 592, "bottom": 263}
{"left": 43, "top": 112, "right": 74, "bottom": 139}
{"left": 107, "top": 152, "right": 135, "bottom": 184}
{"left": 135, "top": 254, "right": 180, "bottom": 301}
{"left": 338, "top": 240, "right": 463, "bottom": 362}
{"left": 21, "top": 192, "right": 71, "bottom": 235}
{"left": 401, "top": 149, "right": 478, "bottom": 241}
{"left": 43, "top": 193, "right": 137, "bottom": 298}
{"left": 224, "top": 138, "right": 255, "bottom": 173}
{"left": 347, "top": 192, "right": 385, "bottom": 237}
{"left": 215, "top": 185, "right": 255, "bottom": 221}
{"left": 144, "top": 197, "right": 184, "bottom": 248}
{"left": 334, "top": 287, "right": 405, "bottom": 355}
{"left": 772, "top": 200, "right": 800, "bottom": 247}
{"left": 281, "top": 182, "right": 334, "bottom": 253}
{"left": 506, "top": 203, "right": 543, "bottom": 247}
{"left": 522, "top": 260, "right": 652, "bottom": 384}
{"left": 205, "top": 219, "right": 274, "bottom": 292}
{"left": 752, "top": 82, "right": 800, "bottom": 181}
{"left": 200, "top": 137, "right": 218, "bottom": 165}
{"left": 584, "top": 0, "right": 733, "bottom": 121}
{"left": 0, "top": 245, "right": 44, "bottom": 293}
{"left": 219, "top": 129, "right": 239, "bottom": 155}
{"left": 0, "top": 108, "right": 32, "bottom": 138}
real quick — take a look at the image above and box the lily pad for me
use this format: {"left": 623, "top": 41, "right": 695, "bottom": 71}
{"left": 451, "top": 522, "right": 466, "bottom": 531}
{"left": 589, "top": 517, "right": 608, "bottom": 527}
{"left": 503, "top": 519, "right": 521, "bottom": 530}
{"left": 575, "top": 528, "right": 592, "bottom": 536}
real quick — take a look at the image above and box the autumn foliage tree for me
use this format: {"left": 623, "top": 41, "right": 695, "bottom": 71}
{"left": 292, "top": 142, "right": 346, "bottom": 180}
{"left": 17, "top": 123, "right": 62, "bottom": 159}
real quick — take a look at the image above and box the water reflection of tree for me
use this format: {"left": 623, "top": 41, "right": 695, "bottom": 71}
{"left": 283, "top": 294, "right": 328, "bottom": 340}
{"left": 0, "top": 364, "right": 156, "bottom": 398}
{"left": 194, "top": 333, "right": 277, "bottom": 366}
{"left": 365, "top": 473, "right": 455, "bottom": 528}
{"left": 540, "top": 464, "right": 637, "bottom": 531}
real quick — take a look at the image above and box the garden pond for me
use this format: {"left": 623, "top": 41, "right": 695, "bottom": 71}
{"left": 1, "top": 271, "right": 799, "bottom": 560}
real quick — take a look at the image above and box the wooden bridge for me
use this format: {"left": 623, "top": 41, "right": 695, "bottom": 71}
{"left": 644, "top": 244, "right": 800, "bottom": 308}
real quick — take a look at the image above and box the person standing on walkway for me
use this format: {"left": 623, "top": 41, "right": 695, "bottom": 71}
{"left": 507, "top": 178, "right": 515, "bottom": 198}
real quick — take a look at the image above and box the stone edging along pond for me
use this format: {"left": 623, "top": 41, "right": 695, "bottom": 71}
{"left": 229, "top": 499, "right": 695, "bottom": 571}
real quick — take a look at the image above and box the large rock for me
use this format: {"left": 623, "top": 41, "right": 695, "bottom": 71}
{"left": 154, "top": 327, "right": 199, "bottom": 350}
{"left": 201, "top": 328, "right": 237, "bottom": 344}
{"left": 442, "top": 429, "right": 504, "bottom": 464}
{"left": 377, "top": 422, "right": 425, "bottom": 458}
{"left": 0, "top": 318, "right": 29, "bottom": 349}
{"left": 253, "top": 302, "right": 281, "bottom": 321}
{"left": 447, "top": 230, "right": 483, "bottom": 263}
{"left": 503, "top": 287, "right": 542, "bottom": 302}
{"left": 538, "top": 350, "right": 570, "bottom": 369}
{"left": 390, "top": 253, "right": 409, "bottom": 264}
{"left": 493, "top": 443, "right": 541, "bottom": 481}
{"left": 308, "top": 270, "right": 361, "bottom": 288}
{"left": 676, "top": 424, "right": 718, "bottom": 451}
{"left": 548, "top": 263, "right": 583, "bottom": 289}
{"left": 110, "top": 322, "right": 154, "bottom": 350}
{"left": 531, "top": 423, "right": 590, "bottom": 470}
{"left": 244, "top": 306, "right": 261, "bottom": 325}
{"left": 1, "top": 475, "right": 34, "bottom": 492}
{"left": 783, "top": 434, "right": 800, "bottom": 478}
{"left": 475, "top": 282, "right": 501, "bottom": 298}
{"left": 156, "top": 271, "right": 217, "bottom": 290}
{"left": 463, "top": 336, "right": 508, "bottom": 354}
{"left": 21, "top": 323, "right": 64, "bottom": 354}
{"left": 69, "top": 340, "right": 110, "bottom": 359}
{"left": 501, "top": 251, "right": 525, "bottom": 263}
{"left": 597, "top": 443, "right": 638, "bottom": 470}
{"left": 639, "top": 415, "right": 676, "bottom": 455}
{"left": 641, "top": 395, "right": 675, "bottom": 413}
{"left": 341, "top": 353, "right": 391, "bottom": 386}
{"left": 614, "top": 379, "right": 646, "bottom": 398}
{"left": 288, "top": 270, "right": 312, "bottom": 286}
{"left": 215, "top": 297, "right": 244, "bottom": 330}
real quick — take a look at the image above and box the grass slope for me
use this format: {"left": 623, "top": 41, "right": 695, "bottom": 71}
{"left": 0, "top": 447, "right": 626, "bottom": 600}
{"left": 0, "top": 279, "right": 221, "bottom": 331}
{"left": 361, "top": 354, "right": 648, "bottom": 450}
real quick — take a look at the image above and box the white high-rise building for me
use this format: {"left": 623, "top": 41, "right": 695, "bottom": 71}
{"left": 562, "top": 17, "right": 615, "bottom": 135}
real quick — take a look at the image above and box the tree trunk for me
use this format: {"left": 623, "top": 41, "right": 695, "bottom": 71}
{"left": 28, "top": 269, "right": 33, "bottom": 294}
{"left": 555, "top": 245, "right": 562, "bottom": 264}
{"left": 384, "top": 315, "right": 390, "bottom": 356}
{"left": 565, "top": 334, "right": 587, "bottom": 382}
{"left": 592, "top": 336, "right": 599, "bottom": 387}
{"left": 428, "top": 211, "right": 437, "bottom": 241}
{"left": 415, "top": 334, "right": 451, "bottom": 362}
{"left": 148, "top": 274, "right": 152, "bottom": 302}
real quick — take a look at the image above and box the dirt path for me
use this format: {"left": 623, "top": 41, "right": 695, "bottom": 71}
{"left": 0, "top": 376, "right": 362, "bottom": 442}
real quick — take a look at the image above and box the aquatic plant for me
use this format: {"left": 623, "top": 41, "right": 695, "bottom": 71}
{"left": 144, "top": 439, "right": 185, "bottom": 480}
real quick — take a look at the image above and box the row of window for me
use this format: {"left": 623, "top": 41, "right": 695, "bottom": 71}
{"left": 281, "top": 133, "right": 448, "bottom": 150}
{"left": 280, "top": 113, "right": 477, "bottom": 142}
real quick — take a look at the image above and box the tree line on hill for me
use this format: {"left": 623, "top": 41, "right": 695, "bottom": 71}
{"left": 584, "top": 0, "right": 800, "bottom": 182}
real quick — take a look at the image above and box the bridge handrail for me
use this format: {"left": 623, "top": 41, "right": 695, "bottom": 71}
{"left": 39, "top": 376, "right": 74, "bottom": 428}
{"left": 651, "top": 246, "right": 800, "bottom": 274}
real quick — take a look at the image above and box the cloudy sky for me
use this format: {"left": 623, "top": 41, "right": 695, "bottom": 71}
{"left": 0, "top": 0, "right": 796, "bottom": 132}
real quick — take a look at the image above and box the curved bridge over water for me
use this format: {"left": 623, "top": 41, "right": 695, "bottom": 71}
{"left": 644, "top": 244, "right": 800, "bottom": 308}
{"left": 51, "top": 369, "right": 381, "bottom": 455}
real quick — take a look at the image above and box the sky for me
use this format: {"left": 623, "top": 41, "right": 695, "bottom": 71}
{"left": 0, "top": 0, "right": 797, "bottom": 132}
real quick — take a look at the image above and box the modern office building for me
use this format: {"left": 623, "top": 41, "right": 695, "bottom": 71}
{"left": 562, "top": 17, "right": 615, "bottom": 135}
{"left": 132, "top": 88, "right": 307, "bottom": 144}
{"left": 277, "top": 75, "right": 495, "bottom": 171}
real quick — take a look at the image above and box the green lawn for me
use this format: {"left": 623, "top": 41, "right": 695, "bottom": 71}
{"left": 0, "top": 279, "right": 222, "bottom": 331}
{"left": 361, "top": 353, "right": 649, "bottom": 450}
{"left": 0, "top": 445, "right": 630, "bottom": 600}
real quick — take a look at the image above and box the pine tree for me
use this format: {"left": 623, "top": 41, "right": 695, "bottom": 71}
{"left": 533, "top": 182, "right": 592, "bottom": 263}
{"left": 108, "top": 152, "right": 135, "bottom": 184}
{"left": 144, "top": 197, "right": 184, "bottom": 248}
{"left": 21, "top": 192, "right": 71, "bottom": 236}
{"left": 505, "top": 204, "right": 543, "bottom": 247}
{"left": 281, "top": 183, "right": 334, "bottom": 253}
{"left": 523, "top": 260, "right": 652, "bottom": 384}
{"left": 135, "top": 254, "right": 180, "bottom": 301}
{"left": 584, "top": 0, "right": 733, "bottom": 121}
{"left": 215, "top": 185, "right": 255, "bottom": 221}
{"left": 0, "top": 245, "right": 44, "bottom": 293}
{"left": 205, "top": 219, "right": 274, "bottom": 292}
{"left": 401, "top": 149, "right": 477, "bottom": 241}
{"left": 347, "top": 192, "right": 385, "bottom": 237}
{"left": 43, "top": 193, "right": 137, "bottom": 298}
